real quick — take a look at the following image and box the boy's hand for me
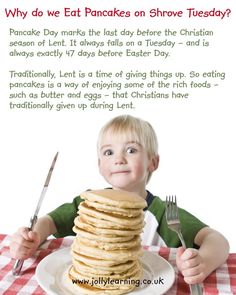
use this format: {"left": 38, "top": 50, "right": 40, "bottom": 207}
{"left": 176, "top": 247, "right": 207, "bottom": 284}
{"left": 10, "top": 227, "right": 40, "bottom": 260}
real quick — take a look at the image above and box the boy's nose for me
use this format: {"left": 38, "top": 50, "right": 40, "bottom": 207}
{"left": 115, "top": 154, "right": 126, "bottom": 165}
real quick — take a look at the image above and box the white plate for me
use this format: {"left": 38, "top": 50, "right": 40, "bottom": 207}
{"left": 36, "top": 247, "right": 175, "bottom": 295}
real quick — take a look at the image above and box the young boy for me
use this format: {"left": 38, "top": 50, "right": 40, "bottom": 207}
{"left": 10, "top": 114, "right": 229, "bottom": 285}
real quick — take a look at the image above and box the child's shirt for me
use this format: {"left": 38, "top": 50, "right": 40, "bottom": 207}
{"left": 48, "top": 190, "right": 207, "bottom": 248}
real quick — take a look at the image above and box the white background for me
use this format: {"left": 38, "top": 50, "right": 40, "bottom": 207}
{"left": 0, "top": 0, "right": 236, "bottom": 251}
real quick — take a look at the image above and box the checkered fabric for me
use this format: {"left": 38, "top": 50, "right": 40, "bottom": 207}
{"left": 0, "top": 234, "right": 235, "bottom": 294}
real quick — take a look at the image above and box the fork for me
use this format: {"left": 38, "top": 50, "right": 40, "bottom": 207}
{"left": 165, "top": 195, "right": 203, "bottom": 295}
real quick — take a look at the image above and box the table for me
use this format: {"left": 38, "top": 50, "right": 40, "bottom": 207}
{"left": 0, "top": 234, "right": 235, "bottom": 294}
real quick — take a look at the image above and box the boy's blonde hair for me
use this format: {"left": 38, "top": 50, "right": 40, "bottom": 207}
{"left": 97, "top": 115, "right": 159, "bottom": 182}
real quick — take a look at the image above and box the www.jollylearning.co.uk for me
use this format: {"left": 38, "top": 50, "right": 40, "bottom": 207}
{"left": 71, "top": 277, "right": 164, "bottom": 288}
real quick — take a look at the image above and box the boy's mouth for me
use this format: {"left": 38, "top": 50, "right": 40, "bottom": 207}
{"left": 112, "top": 170, "right": 130, "bottom": 174}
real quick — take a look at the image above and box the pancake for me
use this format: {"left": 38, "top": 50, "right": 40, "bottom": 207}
{"left": 72, "top": 258, "right": 136, "bottom": 275}
{"left": 68, "top": 262, "right": 142, "bottom": 289}
{"left": 72, "top": 240, "right": 143, "bottom": 261}
{"left": 68, "top": 189, "right": 146, "bottom": 294}
{"left": 78, "top": 214, "right": 144, "bottom": 230}
{"left": 72, "top": 251, "right": 132, "bottom": 267}
{"left": 73, "top": 227, "right": 135, "bottom": 243}
{"left": 79, "top": 202, "right": 144, "bottom": 226}
{"left": 73, "top": 221, "right": 143, "bottom": 237}
{"left": 85, "top": 200, "right": 142, "bottom": 217}
{"left": 72, "top": 260, "right": 141, "bottom": 279}
{"left": 81, "top": 189, "right": 147, "bottom": 209}
{"left": 67, "top": 272, "right": 136, "bottom": 294}
{"left": 75, "top": 235, "right": 141, "bottom": 250}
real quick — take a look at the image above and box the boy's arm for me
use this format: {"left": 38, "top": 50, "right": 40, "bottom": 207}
{"left": 33, "top": 215, "right": 57, "bottom": 244}
{"left": 176, "top": 227, "right": 229, "bottom": 284}
{"left": 195, "top": 227, "right": 229, "bottom": 274}
{"left": 10, "top": 215, "right": 57, "bottom": 260}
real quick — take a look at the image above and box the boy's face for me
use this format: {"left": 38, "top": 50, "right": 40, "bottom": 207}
{"left": 98, "top": 132, "right": 158, "bottom": 196}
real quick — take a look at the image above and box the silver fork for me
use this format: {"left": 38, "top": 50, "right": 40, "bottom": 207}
{"left": 165, "top": 196, "right": 203, "bottom": 295}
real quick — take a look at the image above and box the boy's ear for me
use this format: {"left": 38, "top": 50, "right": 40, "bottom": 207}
{"left": 98, "top": 158, "right": 103, "bottom": 175}
{"left": 149, "top": 155, "right": 159, "bottom": 172}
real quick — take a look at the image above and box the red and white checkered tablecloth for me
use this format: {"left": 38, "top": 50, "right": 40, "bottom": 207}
{"left": 0, "top": 234, "right": 235, "bottom": 294}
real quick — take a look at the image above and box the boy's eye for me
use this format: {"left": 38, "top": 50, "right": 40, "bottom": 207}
{"left": 126, "top": 147, "right": 137, "bottom": 154}
{"left": 103, "top": 149, "right": 113, "bottom": 156}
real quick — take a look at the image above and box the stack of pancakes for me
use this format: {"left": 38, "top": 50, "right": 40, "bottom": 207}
{"left": 68, "top": 189, "right": 147, "bottom": 294}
